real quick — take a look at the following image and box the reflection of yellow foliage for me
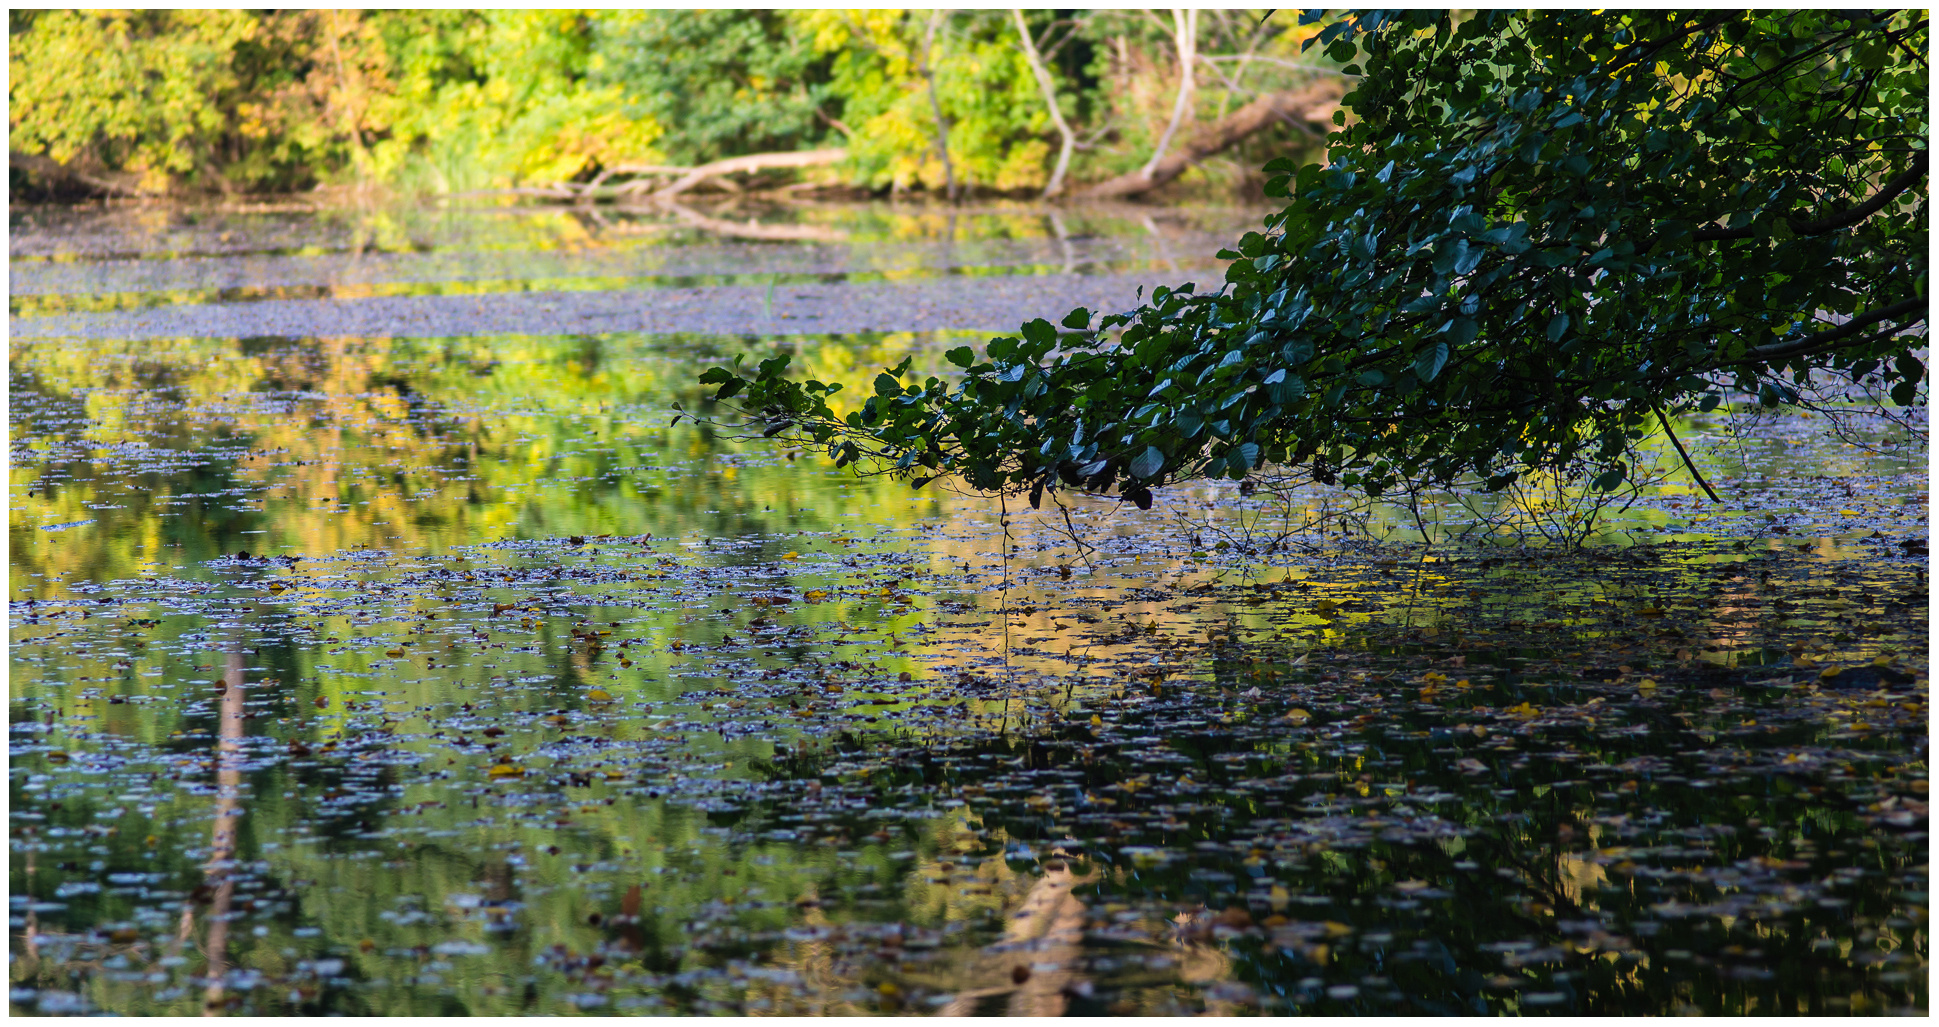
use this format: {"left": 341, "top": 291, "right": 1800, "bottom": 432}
{"left": 9, "top": 330, "right": 967, "bottom": 601}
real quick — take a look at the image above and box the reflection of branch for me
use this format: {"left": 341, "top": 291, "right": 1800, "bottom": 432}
{"left": 654, "top": 201, "right": 849, "bottom": 243}
{"left": 202, "top": 652, "right": 248, "bottom": 1014}
{"left": 934, "top": 865, "right": 1095, "bottom": 1016}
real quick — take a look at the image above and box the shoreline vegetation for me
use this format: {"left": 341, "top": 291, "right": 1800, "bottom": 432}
{"left": 8, "top": 9, "right": 1342, "bottom": 207}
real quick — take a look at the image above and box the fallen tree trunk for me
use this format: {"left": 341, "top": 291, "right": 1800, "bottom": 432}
{"left": 1078, "top": 81, "right": 1345, "bottom": 200}
{"left": 654, "top": 148, "right": 847, "bottom": 200}
{"left": 10, "top": 149, "right": 154, "bottom": 198}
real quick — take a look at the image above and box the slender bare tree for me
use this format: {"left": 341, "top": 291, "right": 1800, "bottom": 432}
{"left": 1013, "top": 9, "right": 1078, "bottom": 199}
{"left": 921, "top": 9, "right": 959, "bottom": 202}
{"left": 1141, "top": 8, "right": 1197, "bottom": 180}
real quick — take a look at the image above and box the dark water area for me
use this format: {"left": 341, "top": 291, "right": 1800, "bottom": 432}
{"left": 8, "top": 200, "right": 1928, "bottom": 1015}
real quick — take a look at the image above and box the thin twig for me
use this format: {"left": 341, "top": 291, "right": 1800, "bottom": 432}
{"left": 1651, "top": 401, "right": 1722, "bottom": 502}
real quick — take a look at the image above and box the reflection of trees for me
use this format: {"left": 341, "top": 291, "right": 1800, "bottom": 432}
{"left": 195, "top": 652, "right": 247, "bottom": 1015}
{"left": 11, "top": 330, "right": 962, "bottom": 598}
{"left": 929, "top": 863, "right": 1094, "bottom": 1015}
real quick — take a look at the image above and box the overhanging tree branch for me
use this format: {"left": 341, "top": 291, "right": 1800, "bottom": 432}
{"left": 1737, "top": 296, "right": 1929, "bottom": 364}
{"left": 1693, "top": 151, "right": 1928, "bottom": 241}
{"left": 1606, "top": 14, "right": 1733, "bottom": 71}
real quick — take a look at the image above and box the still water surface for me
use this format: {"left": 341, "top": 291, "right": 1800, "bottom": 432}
{"left": 9, "top": 202, "right": 1927, "bottom": 1015}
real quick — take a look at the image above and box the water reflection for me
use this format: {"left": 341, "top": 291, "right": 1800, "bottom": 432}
{"left": 8, "top": 204, "right": 1927, "bottom": 1016}
{"left": 196, "top": 653, "right": 247, "bottom": 1016}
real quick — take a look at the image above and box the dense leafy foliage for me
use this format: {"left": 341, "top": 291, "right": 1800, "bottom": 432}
{"left": 8, "top": 10, "right": 343, "bottom": 193}
{"left": 5, "top": 10, "right": 658, "bottom": 194}
{"left": 708, "top": 9, "right": 1928, "bottom": 506}
{"left": 10, "top": 9, "right": 1328, "bottom": 197}
{"left": 592, "top": 11, "right": 837, "bottom": 167}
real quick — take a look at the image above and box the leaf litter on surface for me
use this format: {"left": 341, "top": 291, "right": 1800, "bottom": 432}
{"left": 8, "top": 207, "right": 1928, "bottom": 1017}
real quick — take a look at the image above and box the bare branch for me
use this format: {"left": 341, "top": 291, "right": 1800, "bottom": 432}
{"left": 1013, "top": 9, "right": 1077, "bottom": 199}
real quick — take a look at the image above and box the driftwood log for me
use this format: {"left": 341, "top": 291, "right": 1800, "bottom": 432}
{"left": 10, "top": 149, "right": 154, "bottom": 198}
{"left": 1079, "top": 81, "right": 1345, "bottom": 200}
{"left": 650, "top": 148, "right": 847, "bottom": 200}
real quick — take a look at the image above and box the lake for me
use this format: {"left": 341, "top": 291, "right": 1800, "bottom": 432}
{"left": 9, "top": 200, "right": 1928, "bottom": 1015}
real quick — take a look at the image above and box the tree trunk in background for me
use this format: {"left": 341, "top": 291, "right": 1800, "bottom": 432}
{"left": 1080, "top": 80, "right": 1344, "bottom": 200}
{"left": 922, "top": 9, "right": 959, "bottom": 203}
{"left": 1013, "top": 9, "right": 1076, "bottom": 199}
{"left": 650, "top": 148, "right": 847, "bottom": 199}
{"left": 1140, "top": 9, "right": 1198, "bottom": 181}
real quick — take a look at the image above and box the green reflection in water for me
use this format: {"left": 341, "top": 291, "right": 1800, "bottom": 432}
{"left": 8, "top": 282, "right": 1929, "bottom": 1015}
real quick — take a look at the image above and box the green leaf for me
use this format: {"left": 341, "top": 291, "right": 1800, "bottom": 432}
{"left": 1414, "top": 340, "right": 1449, "bottom": 382}
{"left": 945, "top": 346, "right": 975, "bottom": 368}
{"left": 692, "top": 10, "right": 1927, "bottom": 519}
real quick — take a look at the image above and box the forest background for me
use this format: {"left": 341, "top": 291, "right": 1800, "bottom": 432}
{"left": 8, "top": 8, "right": 1339, "bottom": 202}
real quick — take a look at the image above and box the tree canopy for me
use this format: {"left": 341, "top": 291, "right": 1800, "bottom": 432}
{"left": 592, "top": 11, "right": 837, "bottom": 167}
{"left": 707, "top": 9, "right": 1928, "bottom": 508}
{"left": 10, "top": 9, "right": 1332, "bottom": 198}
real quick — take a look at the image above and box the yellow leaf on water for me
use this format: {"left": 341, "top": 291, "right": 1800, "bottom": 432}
{"left": 488, "top": 764, "right": 523, "bottom": 779}
{"left": 803, "top": 589, "right": 831, "bottom": 602}
{"left": 1090, "top": 714, "right": 1103, "bottom": 728}
{"left": 1284, "top": 708, "right": 1313, "bottom": 725}
{"left": 1637, "top": 678, "right": 1659, "bottom": 690}
{"left": 587, "top": 688, "right": 613, "bottom": 702}
{"left": 782, "top": 551, "right": 800, "bottom": 560}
